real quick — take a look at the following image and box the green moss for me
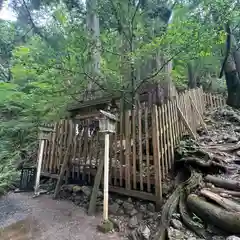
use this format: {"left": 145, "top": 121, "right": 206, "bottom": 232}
{"left": 97, "top": 220, "right": 114, "bottom": 233}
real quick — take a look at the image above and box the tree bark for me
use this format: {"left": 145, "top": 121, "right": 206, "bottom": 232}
{"left": 187, "top": 194, "right": 240, "bottom": 234}
{"left": 205, "top": 175, "right": 240, "bottom": 191}
{"left": 86, "top": 0, "right": 101, "bottom": 99}
{"left": 205, "top": 187, "right": 240, "bottom": 197}
{"left": 200, "top": 189, "right": 240, "bottom": 212}
{"left": 223, "top": 28, "right": 240, "bottom": 108}
{"left": 188, "top": 61, "right": 197, "bottom": 89}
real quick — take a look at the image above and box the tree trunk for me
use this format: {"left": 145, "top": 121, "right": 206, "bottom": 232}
{"left": 86, "top": 0, "right": 101, "bottom": 99}
{"left": 224, "top": 33, "right": 240, "bottom": 108}
{"left": 188, "top": 61, "right": 197, "bottom": 89}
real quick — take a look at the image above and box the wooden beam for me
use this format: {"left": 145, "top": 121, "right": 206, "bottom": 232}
{"left": 109, "top": 186, "right": 157, "bottom": 202}
{"left": 177, "top": 105, "right": 197, "bottom": 140}
{"left": 53, "top": 143, "right": 72, "bottom": 199}
{"left": 189, "top": 95, "right": 208, "bottom": 133}
{"left": 88, "top": 157, "right": 104, "bottom": 215}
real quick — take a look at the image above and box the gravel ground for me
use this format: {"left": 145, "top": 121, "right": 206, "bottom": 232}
{"left": 0, "top": 192, "right": 122, "bottom": 240}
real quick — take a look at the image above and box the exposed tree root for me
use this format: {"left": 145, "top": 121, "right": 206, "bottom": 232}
{"left": 178, "top": 157, "right": 229, "bottom": 173}
{"left": 205, "top": 175, "right": 240, "bottom": 191}
{"left": 179, "top": 172, "right": 206, "bottom": 238}
{"left": 187, "top": 194, "right": 240, "bottom": 234}
{"left": 154, "top": 169, "right": 202, "bottom": 240}
{"left": 154, "top": 107, "right": 240, "bottom": 239}
{"left": 200, "top": 189, "right": 240, "bottom": 212}
{"left": 205, "top": 187, "right": 240, "bottom": 197}
{"left": 179, "top": 192, "right": 207, "bottom": 238}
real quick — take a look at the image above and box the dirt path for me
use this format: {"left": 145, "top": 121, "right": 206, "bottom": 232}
{"left": 0, "top": 192, "right": 122, "bottom": 240}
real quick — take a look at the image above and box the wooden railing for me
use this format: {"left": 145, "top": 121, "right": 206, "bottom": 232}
{"left": 40, "top": 88, "right": 225, "bottom": 205}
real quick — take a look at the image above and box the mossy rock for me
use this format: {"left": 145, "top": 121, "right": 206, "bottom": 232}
{"left": 97, "top": 220, "right": 114, "bottom": 233}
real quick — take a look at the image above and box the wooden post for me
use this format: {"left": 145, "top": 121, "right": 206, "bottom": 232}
{"left": 88, "top": 156, "right": 104, "bottom": 215}
{"left": 34, "top": 139, "right": 45, "bottom": 196}
{"left": 53, "top": 143, "right": 72, "bottom": 199}
{"left": 103, "top": 133, "right": 110, "bottom": 221}
{"left": 98, "top": 110, "right": 118, "bottom": 229}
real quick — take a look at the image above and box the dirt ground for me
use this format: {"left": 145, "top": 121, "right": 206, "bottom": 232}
{"left": 0, "top": 192, "right": 123, "bottom": 240}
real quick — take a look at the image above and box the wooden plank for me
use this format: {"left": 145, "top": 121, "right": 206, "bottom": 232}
{"left": 152, "top": 105, "right": 162, "bottom": 208}
{"left": 218, "top": 96, "right": 221, "bottom": 107}
{"left": 72, "top": 123, "right": 78, "bottom": 177}
{"left": 187, "top": 91, "right": 192, "bottom": 130}
{"left": 189, "top": 91, "right": 195, "bottom": 131}
{"left": 47, "top": 136, "right": 52, "bottom": 172}
{"left": 174, "top": 98, "right": 180, "bottom": 144}
{"left": 162, "top": 103, "right": 168, "bottom": 173}
{"left": 109, "top": 134, "right": 114, "bottom": 184}
{"left": 168, "top": 100, "right": 174, "bottom": 166}
{"left": 88, "top": 130, "right": 94, "bottom": 182}
{"left": 189, "top": 95, "right": 208, "bottom": 133}
{"left": 125, "top": 110, "right": 131, "bottom": 190}
{"left": 66, "top": 120, "right": 73, "bottom": 184}
{"left": 192, "top": 89, "right": 197, "bottom": 129}
{"left": 171, "top": 99, "right": 177, "bottom": 146}
{"left": 53, "top": 142, "right": 72, "bottom": 199}
{"left": 144, "top": 103, "right": 151, "bottom": 192}
{"left": 165, "top": 102, "right": 171, "bottom": 171}
{"left": 109, "top": 186, "right": 156, "bottom": 202}
{"left": 158, "top": 106, "right": 165, "bottom": 178}
{"left": 119, "top": 109, "right": 124, "bottom": 187}
{"left": 177, "top": 105, "right": 197, "bottom": 140}
{"left": 49, "top": 124, "right": 57, "bottom": 174}
{"left": 178, "top": 94, "right": 184, "bottom": 135}
{"left": 113, "top": 132, "right": 118, "bottom": 186}
{"left": 193, "top": 89, "right": 198, "bottom": 128}
{"left": 88, "top": 156, "right": 104, "bottom": 215}
{"left": 132, "top": 108, "right": 137, "bottom": 189}
{"left": 74, "top": 111, "right": 100, "bottom": 120}
{"left": 77, "top": 125, "right": 84, "bottom": 178}
{"left": 82, "top": 122, "right": 89, "bottom": 180}
{"left": 210, "top": 93, "right": 213, "bottom": 109}
{"left": 53, "top": 123, "right": 60, "bottom": 173}
{"left": 138, "top": 106, "right": 143, "bottom": 191}
{"left": 58, "top": 120, "right": 64, "bottom": 174}
{"left": 197, "top": 88, "right": 203, "bottom": 116}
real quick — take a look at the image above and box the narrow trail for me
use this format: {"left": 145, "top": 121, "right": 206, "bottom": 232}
{"left": 0, "top": 192, "right": 122, "bottom": 240}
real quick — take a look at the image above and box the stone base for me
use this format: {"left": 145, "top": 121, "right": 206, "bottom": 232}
{"left": 97, "top": 220, "right": 114, "bottom": 233}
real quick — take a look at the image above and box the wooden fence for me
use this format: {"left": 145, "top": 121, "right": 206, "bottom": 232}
{"left": 40, "top": 88, "right": 225, "bottom": 205}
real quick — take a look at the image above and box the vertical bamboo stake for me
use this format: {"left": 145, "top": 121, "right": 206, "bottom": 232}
{"left": 103, "top": 133, "right": 110, "bottom": 221}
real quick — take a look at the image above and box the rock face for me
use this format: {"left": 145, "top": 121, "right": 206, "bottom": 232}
{"left": 109, "top": 203, "right": 120, "bottom": 215}
{"left": 130, "top": 208, "right": 138, "bottom": 217}
{"left": 167, "top": 227, "right": 185, "bottom": 240}
{"left": 226, "top": 236, "right": 240, "bottom": 240}
{"left": 147, "top": 203, "right": 155, "bottom": 212}
{"left": 81, "top": 186, "right": 92, "bottom": 197}
{"left": 171, "top": 219, "right": 183, "bottom": 230}
{"left": 128, "top": 216, "right": 138, "bottom": 229}
{"left": 72, "top": 185, "right": 82, "bottom": 193}
{"left": 140, "top": 225, "right": 151, "bottom": 240}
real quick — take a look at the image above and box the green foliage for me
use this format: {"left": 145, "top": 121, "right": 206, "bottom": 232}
{"left": 0, "top": 0, "right": 238, "bottom": 194}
